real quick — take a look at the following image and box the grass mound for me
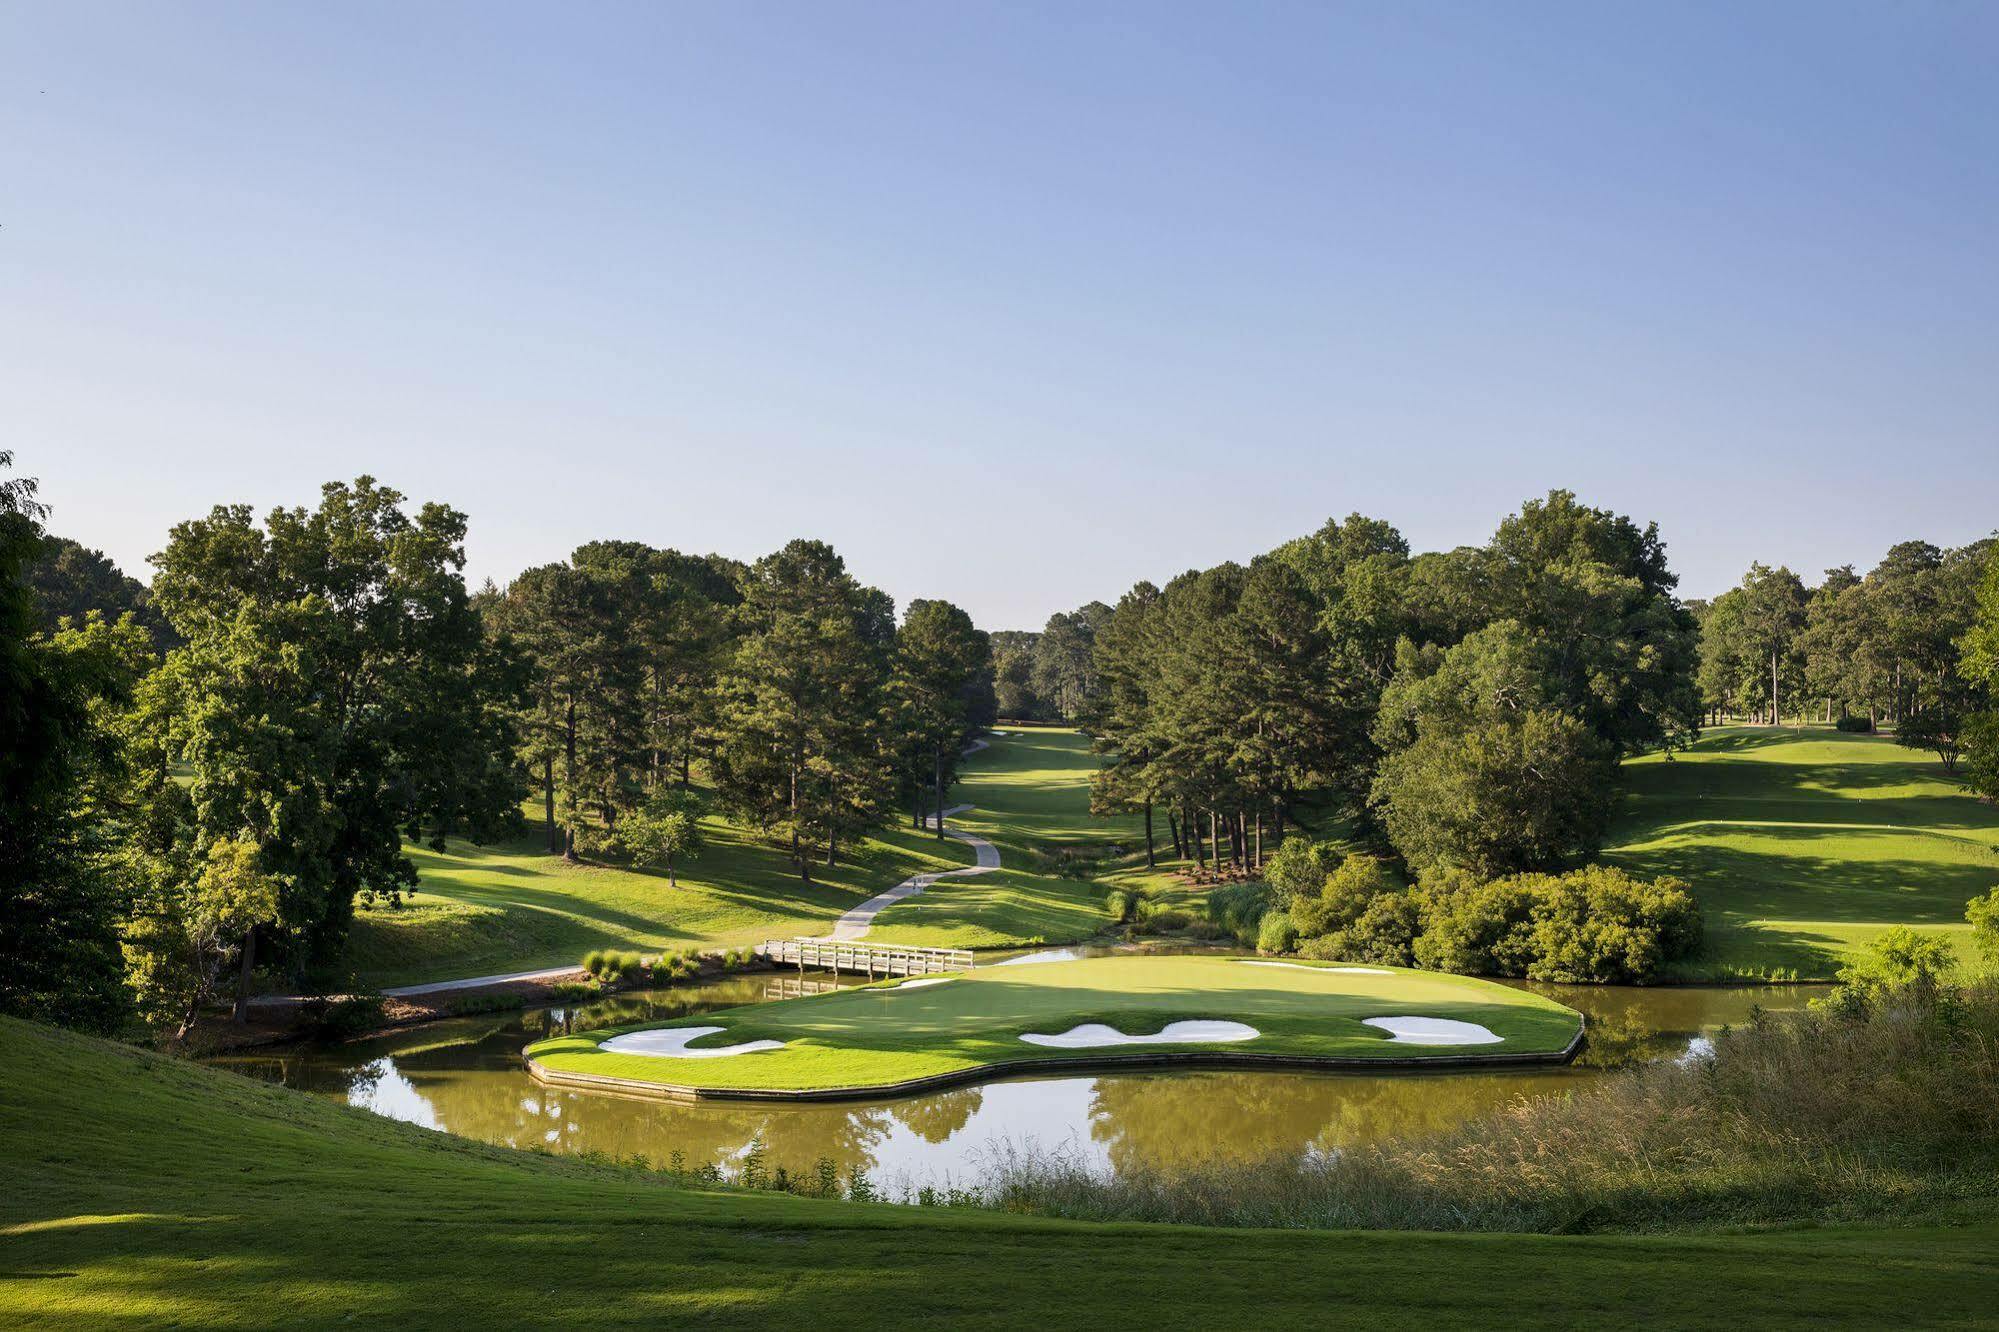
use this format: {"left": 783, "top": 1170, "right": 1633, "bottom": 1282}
{"left": 525, "top": 955, "right": 1582, "bottom": 1096}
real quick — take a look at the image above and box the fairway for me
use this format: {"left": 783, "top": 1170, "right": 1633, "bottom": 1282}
{"left": 523, "top": 954, "right": 1583, "bottom": 1096}
{"left": 865, "top": 728, "right": 1145, "bottom": 948}
{"left": 1606, "top": 727, "right": 1999, "bottom": 980}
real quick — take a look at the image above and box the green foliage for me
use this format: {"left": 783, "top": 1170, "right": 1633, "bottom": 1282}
{"left": 1969, "top": 889, "right": 1999, "bottom": 963}
{"left": 0, "top": 453, "right": 144, "bottom": 1034}
{"left": 1103, "top": 889, "right": 1133, "bottom": 923}
{"left": 1256, "top": 908, "right": 1299, "bottom": 955}
{"left": 1834, "top": 927, "right": 1957, "bottom": 1001}
{"left": 1833, "top": 714, "right": 1874, "bottom": 733}
{"left": 1204, "top": 880, "right": 1271, "bottom": 943}
{"left": 612, "top": 789, "right": 705, "bottom": 887}
{"left": 1261, "top": 836, "right": 1341, "bottom": 910}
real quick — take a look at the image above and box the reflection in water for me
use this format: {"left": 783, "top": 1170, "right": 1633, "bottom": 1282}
{"left": 206, "top": 966, "right": 1826, "bottom": 1194}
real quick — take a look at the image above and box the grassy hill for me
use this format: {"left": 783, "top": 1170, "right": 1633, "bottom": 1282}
{"left": 344, "top": 730, "right": 1136, "bottom": 987}
{"left": 5, "top": 1013, "right": 1997, "bottom": 1327}
{"left": 1608, "top": 727, "right": 1999, "bottom": 981}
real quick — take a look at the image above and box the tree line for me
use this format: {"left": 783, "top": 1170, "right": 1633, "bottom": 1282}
{"left": 1082, "top": 490, "right": 1702, "bottom": 882}
{"left": 1693, "top": 538, "right": 1999, "bottom": 781}
{"left": 0, "top": 461, "right": 992, "bottom": 1041}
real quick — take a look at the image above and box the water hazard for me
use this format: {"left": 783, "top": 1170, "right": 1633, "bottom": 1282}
{"left": 207, "top": 960, "right": 1826, "bottom": 1194}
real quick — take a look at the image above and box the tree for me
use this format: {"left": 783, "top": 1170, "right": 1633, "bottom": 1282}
{"left": 128, "top": 478, "right": 523, "bottom": 1011}
{"left": 1032, "top": 603, "right": 1110, "bottom": 721}
{"left": 890, "top": 599, "right": 993, "bottom": 837}
{"left": 1960, "top": 543, "right": 1999, "bottom": 801}
{"left": 1699, "top": 563, "right": 1807, "bottom": 724}
{"left": 1371, "top": 623, "right": 1620, "bottom": 876}
{"left": 710, "top": 540, "right": 894, "bottom": 880}
{"left": 613, "top": 790, "right": 705, "bottom": 888}
{"left": 126, "top": 835, "right": 284, "bottom": 1046}
{"left": 27, "top": 534, "right": 173, "bottom": 648}
{"left": 988, "top": 630, "right": 1044, "bottom": 720}
{"left": 0, "top": 454, "right": 146, "bottom": 1033}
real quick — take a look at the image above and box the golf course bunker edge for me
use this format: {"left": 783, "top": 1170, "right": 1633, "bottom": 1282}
{"left": 522, "top": 954, "right": 1585, "bottom": 1102}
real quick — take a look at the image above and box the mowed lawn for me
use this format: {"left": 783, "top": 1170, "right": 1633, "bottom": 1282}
{"left": 7, "top": 1016, "right": 1997, "bottom": 1328}
{"left": 1606, "top": 727, "right": 1999, "bottom": 981}
{"left": 866, "top": 728, "right": 1147, "bottom": 948}
{"left": 527, "top": 954, "right": 1582, "bottom": 1094}
{"left": 344, "top": 815, "right": 975, "bottom": 989}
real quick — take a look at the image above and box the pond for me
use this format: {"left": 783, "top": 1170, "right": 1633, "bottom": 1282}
{"left": 206, "top": 958, "right": 1827, "bottom": 1196}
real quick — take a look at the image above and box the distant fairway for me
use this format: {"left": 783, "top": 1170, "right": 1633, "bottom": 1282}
{"left": 866, "top": 728, "right": 1145, "bottom": 948}
{"left": 1607, "top": 727, "right": 1999, "bottom": 980}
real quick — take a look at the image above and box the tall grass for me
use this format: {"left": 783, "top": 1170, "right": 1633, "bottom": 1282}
{"left": 964, "top": 982, "right": 1999, "bottom": 1233}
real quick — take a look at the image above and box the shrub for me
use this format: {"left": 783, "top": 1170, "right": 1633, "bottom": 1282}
{"left": 299, "top": 994, "right": 385, "bottom": 1042}
{"left": 1970, "top": 888, "right": 1999, "bottom": 963}
{"left": 1834, "top": 714, "right": 1874, "bottom": 733}
{"left": 1256, "top": 909, "right": 1299, "bottom": 955}
{"left": 1104, "top": 889, "right": 1133, "bottom": 923}
{"left": 1205, "top": 881, "right": 1270, "bottom": 943}
{"left": 1137, "top": 908, "right": 1192, "bottom": 933}
{"left": 581, "top": 949, "right": 607, "bottom": 977}
{"left": 1261, "top": 837, "right": 1340, "bottom": 909}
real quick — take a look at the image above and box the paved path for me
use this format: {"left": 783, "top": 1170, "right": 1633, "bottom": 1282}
{"left": 827, "top": 737, "right": 999, "bottom": 941}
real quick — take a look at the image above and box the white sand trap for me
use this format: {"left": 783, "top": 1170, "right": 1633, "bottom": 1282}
{"left": 1362, "top": 1016, "right": 1502, "bottom": 1045}
{"left": 1239, "top": 961, "right": 1393, "bottom": 975}
{"left": 598, "top": 1025, "right": 786, "bottom": 1059}
{"left": 1020, "top": 1019, "right": 1259, "bottom": 1048}
{"left": 895, "top": 977, "right": 955, "bottom": 989}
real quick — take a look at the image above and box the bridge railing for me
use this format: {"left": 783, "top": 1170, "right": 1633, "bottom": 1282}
{"left": 758, "top": 938, "right": 974, "bottom": 978}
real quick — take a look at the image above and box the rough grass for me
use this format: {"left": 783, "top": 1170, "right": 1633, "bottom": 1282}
{"left": 962, "top": 983, "right": 1999, "bottom": 1238}
{"left": 6, "top": 1014, "right": 1998, "bottom": 1327}
{"left": 1606, "top": 727, "right": 1999, "bottom": 981}
{"left": 525, "top": 954, "right": 1581, "bottom": 1093}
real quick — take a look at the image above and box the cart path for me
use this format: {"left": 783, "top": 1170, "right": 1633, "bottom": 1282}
{"left": 826, "top": 737, "right": 998, "bottom": 941}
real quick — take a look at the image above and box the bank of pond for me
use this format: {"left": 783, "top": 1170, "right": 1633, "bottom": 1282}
{"left": 208, "top": 949, "right": 1826, "bottom": 1196}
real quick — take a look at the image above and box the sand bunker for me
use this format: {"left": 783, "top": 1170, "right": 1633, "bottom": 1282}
{"left": 598, "top": 1025, "right": 785, "bottom": 1059}
{"left": 1019, "top": 1020, "right": 1259, "bottom": 1048}
{"left": 1362, "top": 1016, "right": 1501, "bottom": 1045}
{"left": 1239, "top": 961, "right": 1393, "bottom": 975}
{"left": 895, "top": 977, "right": 955, "bottom": 989}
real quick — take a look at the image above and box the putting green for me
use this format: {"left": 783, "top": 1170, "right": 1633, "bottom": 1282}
{"left": 524, "top": 954, "right": 1584, "bottom": 1099}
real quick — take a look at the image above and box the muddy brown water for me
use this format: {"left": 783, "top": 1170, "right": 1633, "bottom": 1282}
{"left": 206, "top": 951, "right": 1827, "bottom": 1194}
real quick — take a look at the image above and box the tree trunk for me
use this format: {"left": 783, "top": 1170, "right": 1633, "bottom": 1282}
{"left": 934, "top": 746, "right": 946, "bottom": 839}
{"left": 1770, "top": 649, "right": 1780, "bottom": 726}
{"left": 563, "top": 826, "right": 577, "bottom": 861}
{"left": 562, "top": 696, "right": 579, "bottom": 858}
{"left": 667, "top": 857, "right": 678, "bottom": 890}
{"left": 543, "top": 756, "right": 557, "bottom": 854}
{"left": 1254, "top": 812, "right": 1262, "bottom": 869}
{"left": 1144, "top": 802, "right": 1155, "bottom": 869}
{"left": 1167, "top": 809, "right": 1182, "bottom": 860}
{"left": 231, "top": 924, "right": 258, "bottom": 1024}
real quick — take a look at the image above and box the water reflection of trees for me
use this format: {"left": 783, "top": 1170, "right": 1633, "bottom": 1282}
{"left": 889, "top": 1088, "right": 984, "bottom": 1144}
{"left": 1085, "top": 1069, "right": 1589, "bottom": 1174}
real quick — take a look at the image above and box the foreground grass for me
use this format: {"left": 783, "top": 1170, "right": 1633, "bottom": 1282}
{"left": 867, "top": 729, "right": 1146, "bottom": 948}
{"left": 526, "top": 955, "right": 1580, "bottom": 1093}
{"left": 6, "top": 1015, "right": 1997, "bottom": 1327}
{"left": 1606, "top": 727, "right": 1999, "bottom": 981}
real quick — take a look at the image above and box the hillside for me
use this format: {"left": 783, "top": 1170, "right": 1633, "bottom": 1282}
{"left": 4, "top": 1015, "right": 1997, "bottom": 1327}
{"left": 1608, "top": 727, "right": 1999, "bottom": 981}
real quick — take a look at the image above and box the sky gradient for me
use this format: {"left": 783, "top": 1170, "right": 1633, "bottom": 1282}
{"left": 5, "top": 2, "right": 1996, "bottom": 628}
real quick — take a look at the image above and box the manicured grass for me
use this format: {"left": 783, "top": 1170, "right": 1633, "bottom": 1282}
{"left": 344, "top": 816, "right": 973, "bottom": 989}
{"left": 524, "top": 954, "right": 1582, "bottom": 1094}
{"left": 1606, "top": 727, "right": 1999, "bottom": 981}
{"left": 866, "top": 729, "right": 1146, "bottom": 948}
{"left": 5, "top": 1015, "right": 1998, "bottom": 1326}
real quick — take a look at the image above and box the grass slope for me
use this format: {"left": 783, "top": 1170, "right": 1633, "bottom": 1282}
{"left": 344, "top": 813, "right": 974, "bottom": 989}
{"left": 1608, "top": 727, "right": 1999, "bottom": 981}
{"left": 525, "top": 955, "right": 1581, "bottom": 1094}
{"left": 866, "top": 728, "right": 1145, "bottom": 947}
{"left": 6, "top": 1015, "right": 1997, "bottom": 1328}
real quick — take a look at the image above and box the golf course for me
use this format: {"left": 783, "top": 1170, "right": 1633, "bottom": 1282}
{"left": 524, "top": 955, "right": 1584, "bottom": 1097}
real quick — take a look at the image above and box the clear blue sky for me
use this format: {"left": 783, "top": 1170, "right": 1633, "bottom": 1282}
{"left": 5, "top": 2, "right": 1995, "bottom": 629}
